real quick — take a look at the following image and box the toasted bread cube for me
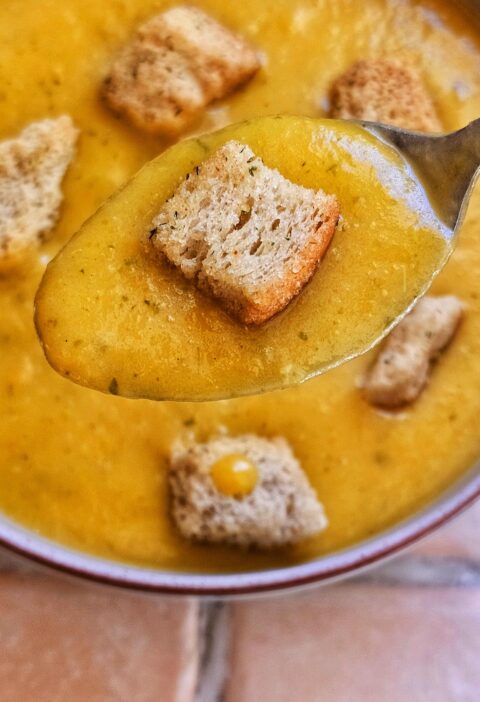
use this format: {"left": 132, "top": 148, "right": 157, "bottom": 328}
{"left": 102, "top": 6, "right": 260, "bottom": 136}
{"left": 0, "top": 116, "right": 79, "bottom": 271}
{"left": 149, "top": 141, "right": 339, "bottom": 325}
{"left": 329, "top": 59, "right": 442, "bottom": 133}
{"left": 169, "top": 434, "right": 327, "bottom": 549}
{"left": 364, "top": 295, "right": 463, "bottom": 408}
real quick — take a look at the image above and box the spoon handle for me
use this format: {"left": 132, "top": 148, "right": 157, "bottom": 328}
{"left": 372, "top": 118, "right": 480, "bottom": 231}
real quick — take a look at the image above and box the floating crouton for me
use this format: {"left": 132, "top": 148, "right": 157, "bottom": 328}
{"left": 329, "top": 59, "right": 441, "bottom": 132}
{"left": 149, "top": 140, "right": 339, "bottom": 325}
{"left": 169, "top": 434, "right": 327, "bottom": 549}
{"left": 0, "top": 116, "right": 79, "bottom": 271}
{"left": 363, "top": 295, "right": 463, "bottom": 408}
{"left": 102, "top": 6, "right": 260, "bottom": 137}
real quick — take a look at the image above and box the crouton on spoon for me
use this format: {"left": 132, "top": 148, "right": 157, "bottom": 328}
{"left": 34, "top": 114, "right": 468, "bottom": 402}
{"left": 149, "top": 139, "right": 339, "bottom": 325}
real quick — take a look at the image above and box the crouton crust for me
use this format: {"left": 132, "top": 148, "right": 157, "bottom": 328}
{"left": 102, "top": 6, "right": 260, "bottom": 136}
{"left": 149, "top": 140, "right": 339, "bottom": 325}
{"left": 364, "top": 295, "right": 463, "bottom": 408}
{"left": 169, "top": 434, "right": 328, "bottom": 549}
{"left": 0, "top": 116, "right": 79, "bottom": 271}
{"left": 330, "top": 59, "right": 442, "bottom": 133}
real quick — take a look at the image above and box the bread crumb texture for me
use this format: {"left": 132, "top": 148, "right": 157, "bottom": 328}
{"left": 102, "top": 5, "right": 260, "bottom": 136}
{"left": 0, "top": 116, "right": 78, "bottom": 270}
{"left": 330, "top": 59, "right": 442, "bottom": 132}
{"left": 150, "top": 140, "right": 339, "bottom": 324}
{"left": 364, "top": 295, "right": 463, "bottom": 408}
{"left": 169, "top": 434, "right": 328, "bottom": 549}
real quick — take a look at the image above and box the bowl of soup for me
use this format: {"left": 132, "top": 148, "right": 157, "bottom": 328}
{"left": 0, "top": 0, "right": 479, "bottom": 595}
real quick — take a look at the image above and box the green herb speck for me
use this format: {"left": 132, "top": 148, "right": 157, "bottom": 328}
{"left": 374, "top": 451, "right": 389, "bottom": 466}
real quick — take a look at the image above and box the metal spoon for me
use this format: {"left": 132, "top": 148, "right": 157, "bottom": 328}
{"left": 361, "top": 117, "right": 480, "bottom": 232}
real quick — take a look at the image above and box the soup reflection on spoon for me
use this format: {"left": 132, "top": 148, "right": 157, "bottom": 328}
{"left": 34, "top": 115, "right": 477, "bottom": 402}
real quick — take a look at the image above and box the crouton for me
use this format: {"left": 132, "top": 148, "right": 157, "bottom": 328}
{"left": 149, "top": 140, "right": 339, "bottom": 325}
{"left": 329, "top": 59, "right": 442, "bottom": 132}
{"left": 364, "top": 295, "right": 463, "bottom": 408}
{"left": 102, "top": 6, "right": 260, "bottom": 137}
{"left": 169, "top": 434, "right": 327, "bottom": 549}
{"left": 0, "top": 116, "right": 79, "bottom": 270}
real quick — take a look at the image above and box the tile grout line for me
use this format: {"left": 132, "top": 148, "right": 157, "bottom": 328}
{"left": 194, "top": 601, "right": 231, "bottom": 702}
{"left": 176, "top": 599, "right": 202, "bottom": 702}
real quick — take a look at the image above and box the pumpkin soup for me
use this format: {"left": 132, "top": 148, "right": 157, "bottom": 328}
{"left": 0, "top": 0, "right": 479, "bottom": 572}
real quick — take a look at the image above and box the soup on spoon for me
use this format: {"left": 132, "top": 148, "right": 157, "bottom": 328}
{"left": 34, "top": 115, "right": 453, "bottom": 401}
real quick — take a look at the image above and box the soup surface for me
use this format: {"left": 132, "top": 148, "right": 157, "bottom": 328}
{"left": 0, "top": 0, "right": 479, "bottom": 573}
{"left": 35, "top": 116, "right": 450, "bottom": 401}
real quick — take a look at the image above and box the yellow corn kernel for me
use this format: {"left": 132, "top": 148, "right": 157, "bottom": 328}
{"left": 210, "top": 453, "right": 258, "bottom": 498}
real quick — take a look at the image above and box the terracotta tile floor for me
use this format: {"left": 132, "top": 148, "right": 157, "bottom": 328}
{"left": 228, "top": 586, "right": 480, "bottom": 702}
{"left": 0, "top": 499, "right": 479, "bottom": 701}
{"left": 0, "top": 572, "right": 198, "bottom": 702}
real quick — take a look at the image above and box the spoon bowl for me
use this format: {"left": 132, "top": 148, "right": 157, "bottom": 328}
{"left": 34, "top": 115, "right": 472, "bottom": 402}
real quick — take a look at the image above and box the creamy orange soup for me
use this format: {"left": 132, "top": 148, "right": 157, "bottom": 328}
{"left": 0, "top": 0, "right": 479, "bottom": 573}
